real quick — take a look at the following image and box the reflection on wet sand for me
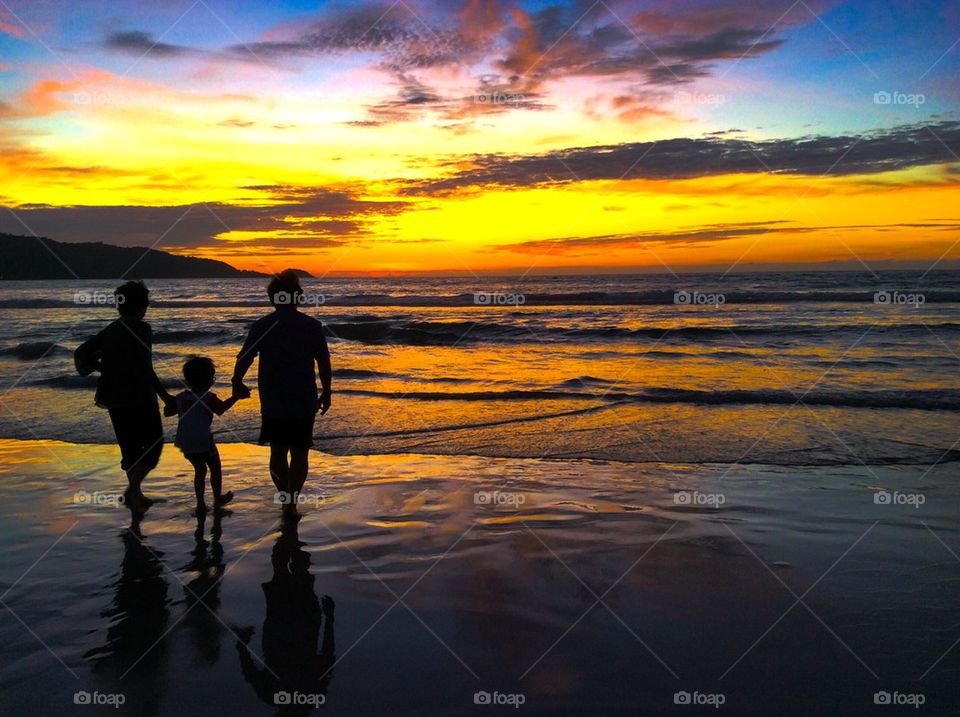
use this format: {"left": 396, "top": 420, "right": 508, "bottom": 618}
{"left": 237, "top": 517, "right": 335, "bottom": 713}
{"left": 182, "top": 511, "right": 227, "bottom": 664}
{"left": 84, "top": 514, "right": 171, "bottom": 710}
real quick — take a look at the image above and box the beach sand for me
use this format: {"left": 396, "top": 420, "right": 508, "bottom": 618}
{"left": 0, "top": 438, "right": 958, "bottom": 715}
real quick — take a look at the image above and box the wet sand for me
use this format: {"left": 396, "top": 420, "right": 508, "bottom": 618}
{"left": 0, "top": 439, "right": 958, "bottom": 715}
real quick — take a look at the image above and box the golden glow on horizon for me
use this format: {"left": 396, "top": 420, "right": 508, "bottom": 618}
{"left": 2, "top": 68, "right": 959, "bottom": 274}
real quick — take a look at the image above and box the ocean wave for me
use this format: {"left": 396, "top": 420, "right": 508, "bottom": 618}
{"left": 0, "top": 342, "right": 70, "bottom": 360}
{"left": 334, "top": 386, "right": 960, "bottom": 410}
{"left": 3, "top": 289, "right": 960, "bottom": 309}
{"left": 152, "top": 329, "right": 234, "bottom": 344}
{"left": 321, "top": 319, "right": 960, "bottom": 346}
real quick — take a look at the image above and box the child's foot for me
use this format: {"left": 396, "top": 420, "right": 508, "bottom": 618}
{"left": 321, "top": 595, "right": 335, "bottom": 617}
{"left": 214, "top": 491, "right": 234, "bottom": 508}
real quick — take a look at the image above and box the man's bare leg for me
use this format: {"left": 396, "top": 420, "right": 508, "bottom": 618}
{"left": 289, "top": 446, "right": 310, "bottom": 495}
{"left": 270, "top": 443, "right": 290, "bottom": 495}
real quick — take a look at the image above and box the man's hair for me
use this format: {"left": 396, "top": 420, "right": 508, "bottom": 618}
{"left": 183, "top": 356, "right": 215, "bottom": 390}
{"left": 114, "top": 281, "right": 149, "bottom": 317}
{"left": 267, "top": 269, "right": 303, "bottom": 307}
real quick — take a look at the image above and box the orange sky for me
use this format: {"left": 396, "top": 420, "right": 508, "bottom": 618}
{"left": 1, "top": 0, "right": 958, "bottom": 275}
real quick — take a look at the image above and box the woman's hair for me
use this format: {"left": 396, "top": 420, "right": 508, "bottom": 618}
{"left": 114, "top": 280, "right": 149, "bottom": 317}
{"left": 267, "top": 270, "right": 303, "bottom": 307}
{"left": 183, "top": 355, "right": 215, "bottom": 390}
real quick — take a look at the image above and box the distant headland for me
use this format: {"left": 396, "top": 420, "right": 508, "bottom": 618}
{"left": 0, "top": 233, "right": 312, "bottom": 280}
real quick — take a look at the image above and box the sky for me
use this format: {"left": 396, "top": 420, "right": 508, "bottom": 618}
{"left": 0, "top": 0, "right": 958, "bottom": 275}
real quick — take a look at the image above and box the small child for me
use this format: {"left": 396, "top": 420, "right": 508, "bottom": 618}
{"left": 165, "top": 356, "right": 248, "bottom": 514}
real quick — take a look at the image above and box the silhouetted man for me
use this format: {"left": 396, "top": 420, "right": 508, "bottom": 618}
{"left": 232, "top": 271, "right": 331, "bottom": 513}
{"left": 75, "top": 281, "right": 175, "bottom": 512}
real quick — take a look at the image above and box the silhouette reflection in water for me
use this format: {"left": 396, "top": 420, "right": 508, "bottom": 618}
{"left": 237, "top": 518, "right": 335, "bottom": 713}
{"left": 182, "top": 511, "right": 227, "bottom": 663}
{"left": 84, "top": 514, "right": 171, "bottom": 709}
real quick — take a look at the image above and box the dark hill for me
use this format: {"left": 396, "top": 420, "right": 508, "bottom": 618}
{"left": 0, "top": 234, "right": 312, "bottom": 280}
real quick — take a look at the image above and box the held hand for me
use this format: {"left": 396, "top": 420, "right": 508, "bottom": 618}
{"left": 232, "top": 382, "right": 251, "bottom": 399}
{"left": 319, "top": 390, "right": 331, "bottom": 415}
{"left": 162, "top": 395, "right": 177, "bottom": 416}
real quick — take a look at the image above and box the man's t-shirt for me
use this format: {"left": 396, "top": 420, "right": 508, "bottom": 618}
{"left": 238, "top": 309, "right": 329, "bottom": 419}
{"left": 75, "top": 318, "right": 158, "bottom": 408}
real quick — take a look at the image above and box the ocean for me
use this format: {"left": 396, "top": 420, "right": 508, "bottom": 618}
{"left": 3, "top": 271, "right": 960, "bottom": 714}
{"left": 1, "top": 270, "right": 959, "bottom": 465}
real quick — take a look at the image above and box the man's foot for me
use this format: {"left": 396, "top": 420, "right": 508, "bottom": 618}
{"left": 281, "top": 502, "right": 301, "bottom": 521}
{"left": 139, "top": 493, "right": 155, "bottom": 508}
{"left": 125, "top": 492, "right": 146, "bottom": 514}
{"left": 195, "top": 502, "right": 208, "bottom": 516}
{"left": 214, "top": 491, "right": 234, "bottom": 508}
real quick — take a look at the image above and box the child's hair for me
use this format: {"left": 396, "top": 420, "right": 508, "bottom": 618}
{"left": 183, "top": 356, "right": 215, "bottom": 391}
{"left": 114, "top": 280, "right": 149, "bottom": 317}
{"left": 267, "top": 269, "right": 303, "bottom": 307}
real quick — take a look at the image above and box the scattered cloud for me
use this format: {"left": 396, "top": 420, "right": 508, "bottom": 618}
{"left": 0, "top": 185, "right": 409, "bottom": 249}
{"left": 494, "top": 219, "right": 960, "bottom": 255}
{"left": 405, "top": 121, "right": 960, "bottom": 193}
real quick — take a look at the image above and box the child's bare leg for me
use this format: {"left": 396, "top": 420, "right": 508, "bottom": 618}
{"left": 209, "top": 447, "right": 233, "bottom": 507}
{"left": 188, "top": 455, "right": 208, "bottom": 513}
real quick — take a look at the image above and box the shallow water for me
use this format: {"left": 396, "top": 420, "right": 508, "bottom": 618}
{"left": 1, "top": 440, "right": 958, "bottom": 715}
{"left": 1, "top": 272, "right": 960, "bottom": 464}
